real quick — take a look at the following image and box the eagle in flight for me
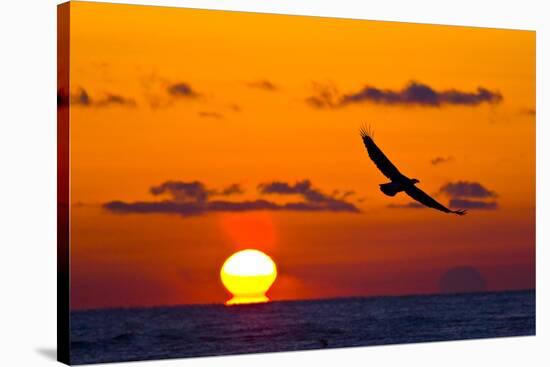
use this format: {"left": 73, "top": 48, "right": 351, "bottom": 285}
{"left": 360, "top": 126, "right": 466, "bottom": 216}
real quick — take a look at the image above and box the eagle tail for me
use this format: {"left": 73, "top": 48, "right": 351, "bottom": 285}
{"left": 359, "top": 124, "right": 375, "bottom": 140}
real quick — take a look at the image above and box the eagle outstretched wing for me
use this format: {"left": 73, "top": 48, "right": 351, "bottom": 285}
{"left": 405, "top": 185, "right": 466, "bottom": 215}
{"left": 360, "top": 125, "right": 466, "bottom": 216}
{"left": 360, "top": 126, "right": 404, "bottom": 181}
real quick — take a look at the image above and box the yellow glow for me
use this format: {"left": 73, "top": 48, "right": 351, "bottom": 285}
{"left": 220, "top": 249, "right": 277, "bottom": 305}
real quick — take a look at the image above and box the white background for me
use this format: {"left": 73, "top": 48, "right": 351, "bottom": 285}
{"left": 0, "top": 0, "right": 547, "bottom": 365}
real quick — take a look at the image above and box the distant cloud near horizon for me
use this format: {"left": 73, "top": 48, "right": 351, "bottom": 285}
{"left": 307, "top": 81, "right": 503, "bottom": 109}
{"left": 104, "top": 179, "right": 360, "bottom": 217}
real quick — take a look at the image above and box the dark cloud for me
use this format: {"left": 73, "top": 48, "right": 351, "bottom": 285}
{"left": 95, "top": 94, "right": 136, "bottom": 107}
{"left": 341, "top": 82, "right": 502, "bottom": 107}
{"left": 247, "top": 80, "right": 278, "bottom": 91}
{"left": 167, "top": 82, "right": 198, "bottom": 98}
{"left": 431, "top": 156, "right": 453, "bottom": 165}
{"left": 440, "top": 181, "right": 497, "bottom": 199}
{"left": 73, "top": 88, "right": 91, "bottom": 106}
{"left": 70, "top": 88, "right": 135, "bottom": 107}
{"left": 149, "top": 181, "right": 243, "bottom": 203}
{"left": 258, "top": 179, "right": 360, "bottom": 212}
{"left": 150, "top": 181, "right": 210, "bottom": 203}
{"left": 105, "top": 200, "right": 205, "bottom": 216}
{"left": 438, "top": 181, "right": 498, "bottom": 210}
{"left": 104, "top": 179, "right": 359, "bottom": 217}
{"left": 218, "top": 183, "right": 244, "bottom": 196}
{"left": 387, "top": 202, "right": 426, "bottom": 209}
{"left": 449, "top": 199, "right": 498, "bottom": 210}
{"left": 307, "top": 81, "right": 502, "bottom": 109}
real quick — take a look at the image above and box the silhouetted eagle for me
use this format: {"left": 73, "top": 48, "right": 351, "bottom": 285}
{"left": 360, "top": 127, "right": 466, "bottom": 215}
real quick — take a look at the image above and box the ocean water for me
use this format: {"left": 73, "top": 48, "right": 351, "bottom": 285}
{"left": 70, "top": 290, "right": 535, "bottom": 365}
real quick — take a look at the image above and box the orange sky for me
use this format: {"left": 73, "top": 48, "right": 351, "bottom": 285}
{"left": 64, "top": 1, "right": 535, "bottom": 309}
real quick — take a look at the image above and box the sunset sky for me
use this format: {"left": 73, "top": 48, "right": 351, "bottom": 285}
{"left": 64, "top": 1, "right": 535, "bottom": 310}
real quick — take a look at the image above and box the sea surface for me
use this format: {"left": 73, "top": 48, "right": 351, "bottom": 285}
{"left": 70, "top": 290, "right": 535, "bottom": 365}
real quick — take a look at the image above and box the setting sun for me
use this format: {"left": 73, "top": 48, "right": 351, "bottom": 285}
{"left": 220, "top": 249, "right": 277, "bottom": 305}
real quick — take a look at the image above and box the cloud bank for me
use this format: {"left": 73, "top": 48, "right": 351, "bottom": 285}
{"left": 104, "top": 179, "right": 360, "bottom": 217}
{"left": 308, "top": 81, "right": 503, "bottom": 109}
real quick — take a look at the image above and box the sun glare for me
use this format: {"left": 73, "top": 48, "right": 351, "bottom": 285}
{"left": 220, "top": 249, "right": 277, "bottom": 306}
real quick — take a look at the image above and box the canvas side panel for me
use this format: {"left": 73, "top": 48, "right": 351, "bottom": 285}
{"left": 57, "top": 2, "right": 70, "bottom": 365}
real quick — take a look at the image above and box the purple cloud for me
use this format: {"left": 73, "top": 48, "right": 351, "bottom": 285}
{"left": 449, "top": 199, "right": 498, "bottom": 210}
{"left": 104, "top": 179, "right": 360, "bottom": 217}
{"left": 308, "top": 81, "right": 502, "bottom": 109}
{"left": 440, "top": 181, "right": 497, "bottom": 199}
{"left": 167, "top": 82, "right": 198, "bottom": 98}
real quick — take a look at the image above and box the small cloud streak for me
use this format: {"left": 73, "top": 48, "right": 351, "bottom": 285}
{"left": 95, "top": 94, "right": 136, "bottom": 107}
{"left": 307, "top": 81, "right": 502, "bottom": 109}
{"left": 167, "top": 82, "right": 198, "bottom": 98}
{"left": 431, "top": 156, "right": 454, "bottom": 166}
{"left": 73, "top": 88, "right": 91, "bottom": 106}
{"left": 70, "top": 88, "right": 136, "bottom": 107}
{"left": 104, "top": 179, "right": 360, "bottom": 217}
{"left": 198, "top": 111, "right": 223, "bottom": 119}
{"left": 218, "top": 183, "right": 244, "bottom": 196}
{"left": 247, "top": 80, "right": 278, "bottom": 91}
{"left": 520, "top": 108, "right": 536, "bottom": 116}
